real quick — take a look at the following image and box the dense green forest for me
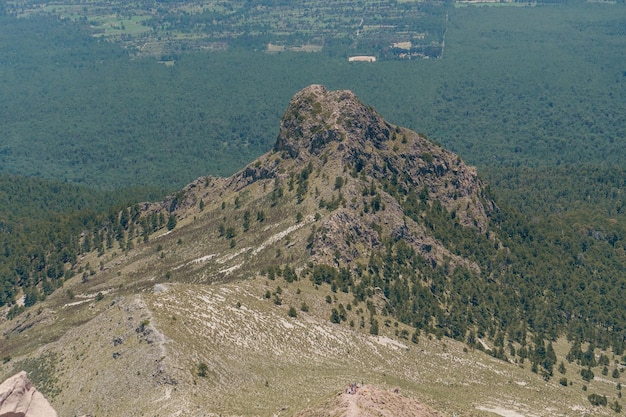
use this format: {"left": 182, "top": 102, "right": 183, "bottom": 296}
{"left": 0, "top": 174, "right": 163, "bottom": 307}
{"left": 1, "top": 1, "right": 626, "bottom": 364}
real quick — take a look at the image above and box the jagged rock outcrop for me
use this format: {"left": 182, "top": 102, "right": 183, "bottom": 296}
{"left": 275, "top": 84, "right": 393, "bottom": 157}
{"left": 274, "top": 84, "right": 495, "bottom": 228}
{"left": 271, "top": 85, "right": 496, "bottom": 269}
{"left": 0, "top": 371, "right": 58, "bottom": 417}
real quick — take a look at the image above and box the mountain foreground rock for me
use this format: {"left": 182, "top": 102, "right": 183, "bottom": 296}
{"left": 0, "top": 372, "right": 57, "bottom": 417}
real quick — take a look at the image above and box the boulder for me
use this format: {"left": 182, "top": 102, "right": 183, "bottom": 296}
{"left": 0, "top": 371, "right": 58, "bottom": 417}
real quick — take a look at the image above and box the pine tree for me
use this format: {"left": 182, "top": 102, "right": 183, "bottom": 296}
{"left": 370, "top": 319, "right": 379, "bottom": 335}
{"left": 167, "top": 215, "right": 177, "bottom": 231}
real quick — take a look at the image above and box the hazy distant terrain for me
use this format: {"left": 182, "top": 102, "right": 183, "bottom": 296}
{"left": 0, "top": 1, "right": 624, "bottom": 191}
{"left": 4, "top": 0, "right": 447, "bottom": 59}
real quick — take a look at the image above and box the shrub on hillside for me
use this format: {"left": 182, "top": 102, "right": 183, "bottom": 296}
{"left": 588, "top": 393, "right": 607, "bottom": 407}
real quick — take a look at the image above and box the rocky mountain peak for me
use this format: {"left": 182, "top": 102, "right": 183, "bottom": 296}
{"left": 271, "top": 84, "right": 494, "bottom": 228}
{"left": 0, "top": 85, "right": 550, "bottom": 417}
{"left": 274, "top": 84, "right": 392, "bottom": 159}
{"left": 161, "top": 85, "right": 495, "bottom": 270}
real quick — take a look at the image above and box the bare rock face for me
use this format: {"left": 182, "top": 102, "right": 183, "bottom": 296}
{"left": 274, "top": 84, "right": 495, "bottom": 229}
{"left": 0, "top": 371, "right": 58, "bottom": 417}
{"left": 274, "top": 84, "right": 393, "bottom": 158}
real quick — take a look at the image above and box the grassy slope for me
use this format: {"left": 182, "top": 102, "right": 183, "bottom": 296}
{"left": 0, "top": 263, "right": 617, "bottom": 416}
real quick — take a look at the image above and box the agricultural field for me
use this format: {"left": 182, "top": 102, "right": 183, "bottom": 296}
{"left": 4, "top": 0, "right": 448, "bottom": 59}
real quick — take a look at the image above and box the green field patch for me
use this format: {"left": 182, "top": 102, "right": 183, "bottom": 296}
{"left": 90, "top": 15, "right": 151, "bottom": 37}
{"left": 290, "top": 44, "right": 324, "bottom": 52}
{"left": 454, "top": 1, "right": 538, "bottom": 7}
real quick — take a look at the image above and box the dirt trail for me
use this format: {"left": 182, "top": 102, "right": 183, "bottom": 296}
{"left": 332, "top": 385, "right": 445, "bottom": 417}
{"left": 345, "top": 392, "right": 361, "bottom": 417}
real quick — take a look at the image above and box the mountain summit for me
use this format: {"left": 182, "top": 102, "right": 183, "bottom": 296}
{"left": 274, "top": 84, "right": 393, "bottom": 157}
{"left": 210, "top": 84, "right": 496, "bottom": 271}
